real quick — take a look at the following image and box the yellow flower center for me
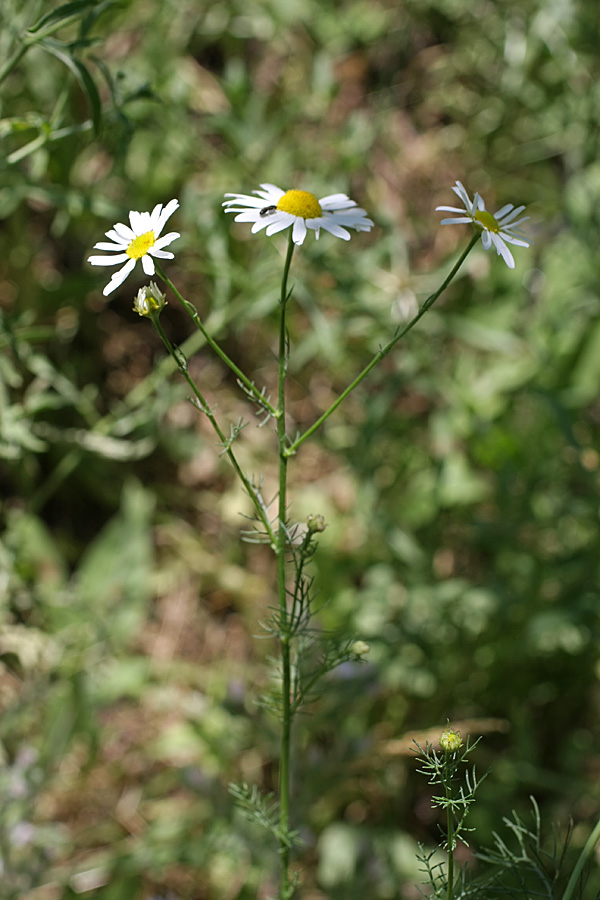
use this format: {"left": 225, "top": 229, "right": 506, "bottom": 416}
{"left": 127, "top": 230, "right": 156, "bottom": 259}
{"left": 277, "top": 190, "right": 322, "bottom": 219}
{"left": 474, "top": 210, "right": 500, "bottom": 233}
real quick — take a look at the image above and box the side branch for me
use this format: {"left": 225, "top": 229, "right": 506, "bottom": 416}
{"left": 284, "top": 234, "right": 479, "bottom": 456}
{"left": 155, "top": 263, "right": 278, "bottom": 418}
{"left": 151, "top": 315, "right": 278, "bottom": 550}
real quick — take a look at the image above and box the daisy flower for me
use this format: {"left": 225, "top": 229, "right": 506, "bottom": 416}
{"left": 436, "top": 181, "right": 532, "bottom": 269}
{"left": 222, "top": 183, "right": 373, "bottom": 245}
{"left": 88, "top": 199, "right": 180, "bottom": 296}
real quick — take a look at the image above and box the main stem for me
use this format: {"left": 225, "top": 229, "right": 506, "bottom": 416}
{"left": 445, "top": 778, "right": 455, "bottom": 900}
{"left": 277, "top": 232, "right": 295, "bottom": 898}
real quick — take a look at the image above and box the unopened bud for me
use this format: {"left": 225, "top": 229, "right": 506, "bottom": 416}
{"left": 351, "top": 640, "right": 370, "bottom": 657}
{"left": 306, "top": 513, "right": 327, "bottom": 534}
{"left": 439, "top": 728, "right": 463, "bottom": 752}
{"left": 133, "top": 281, "right": 167, "bottom": 317}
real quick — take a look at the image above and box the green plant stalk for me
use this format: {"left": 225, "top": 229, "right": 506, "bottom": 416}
{"left": 284, "top": 233, "right": 479, "bottom": 457}
{"left": 150, "top": 313, "right": 277, "bottom": 549}
{"left": 445, "top": 776, "right": 455, "bottom": 900}
{"left": 276, "top": 232, "right": 295, "bottom": 898}
{"left": 561, "top": 816, "right": 600, "bottom": 900}
{"left": 156, "top": 263, "right": 278, "bottom": 418}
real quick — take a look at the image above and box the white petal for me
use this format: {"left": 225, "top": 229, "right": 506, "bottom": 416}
{"left": 319, "top": 220, "right": 351, "bottom": 240}
{"left": 291, "top": 218, "right": 307, "bottom": 244}
{"left": 154, "top": 199, "right": 179, "bottom": 236}
{"left": 252, "top": 215, "right": 285, "bottom": 233}
{"left": 451, "top": 181, "right": 472, "bottom": 210}
{"left": 149, "top": 249, "right": 175, "bottom": 259}
{"left": 93, "top": 241, "right": 126, "bottom": 252}
{"left": 328, "top": 208, "right": 372, "bottom": 225}
{"left": 113, "top": 222, "right": 134, "bottom": 240}
{"left": 103, "top": 230, "right": 129, "bottom": 246}
{"left": 129, "top": 210, "right": 145, "bottom": 234}
{"left": 264, "top": 216, "right": 294, "bottom": 236}
{"left": 494, "top": 203, "right": 515, "bottom": 219}
{"left": 481, "top": 230, "right": 492, "bottom": 250}
{"left": 223, "top": 194, "right": 265, "bottom": 208}
{"left": 257, "top": 183, "right": 285, "bottom": 200}
{"left": 88, "top": 252, "right": 130, "bottom": 266}
{"left": 439, "top": 216, "right": 473, "bottom": 225}
{"left": 102, "top": 259, "right": 136, "bottom": 295}
{"left": 499, "top": 233, "right": 531, "bottom": 248}
{"left": 436, "top": 205, "right": 468, "bottom": 213}
{"left": 141, "top": 254, "right": 155, "bottom": 275}
{"left": 490, "top": 234, "right": 515, "bottom": 268}
{"left": 153, "top": 231, "right": 180, "bottom": 250}
{"left": 230, "top": 210, "right": 264, "bottom": 221}
{"left": 319, "top": 193, "right": 355, "bottom": 210}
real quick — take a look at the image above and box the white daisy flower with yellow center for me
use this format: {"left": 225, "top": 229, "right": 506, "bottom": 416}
{"left": 223, "top": 183, "right": 373, "bottom": 245}
{"left": 88, "top": 199, "right": 180, "bottom": 296}
{"left": 436, "top": 181, "right": 532, "bottom": 269}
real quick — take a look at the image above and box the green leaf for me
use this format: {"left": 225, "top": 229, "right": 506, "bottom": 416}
{"left": 27, "top": 0, "right": 102, "bottom": 33}
{"left": 38, "top": 38, "right": 102, "bottom": 135}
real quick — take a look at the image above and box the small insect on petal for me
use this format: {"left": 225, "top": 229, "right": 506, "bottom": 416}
{"left": 260, "top": 206, "right": 278, "bottom": 217}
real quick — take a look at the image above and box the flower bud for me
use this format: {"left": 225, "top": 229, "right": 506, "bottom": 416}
{"left": 306, "top": 513, "right": 327, "bottom": 534}
{"left": 133, "top": 281, "right": 167, "bottom": 317}
{"left": 439, "top": 728, "right": 463, "bottom": 752}
{"left": 351, "top": 640, "right": 370, "bottom": 657}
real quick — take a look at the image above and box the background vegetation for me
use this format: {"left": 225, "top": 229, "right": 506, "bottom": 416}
{"left": 1, "top": 0, "right": 599, "bottom": 897}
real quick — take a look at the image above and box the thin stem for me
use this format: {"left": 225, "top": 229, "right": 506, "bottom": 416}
{"left": 446, "top": 776, "right": 455, "bottom": 900}
{"left": 155, "top": 263, "right": 278, "bottom": 418}
{"left": 284, "top": 234, "right": 479, "bottom": 457}
{"left": 0, "top": 45, "right": 28, "bottom": 86}
{"left": 276, "top": 231, "right": 295, "bottom": 899}
{"left": 561, "top": 817, "right": 600, "bottom": 900}
{"left": 150, "top": 313, "right": 277, "bottom": 549}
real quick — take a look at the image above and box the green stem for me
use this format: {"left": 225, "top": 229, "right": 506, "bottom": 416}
{"left": 155, "top": 264, "right": 278, "bottom": 418}
{"left": 277, "top": 232, "right": 295, "bottom": 899}
{"left": 284, "top": 234, "right": 479, "bottom": 457}
{"left": 561, "top": 817, "right": 600, "bottom": 900}
{"left": 150, "top": 313, "right": 277, "bottom": 549}
{"left": 0, "top": 45, "right": 28, "bottom": 86}
{"left": 446, "top": 777, "right": 455, "bottom": 900}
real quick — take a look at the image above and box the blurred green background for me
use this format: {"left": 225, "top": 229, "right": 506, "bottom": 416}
{"left": 1, "top": 0, "right": 599, "bottom": 897}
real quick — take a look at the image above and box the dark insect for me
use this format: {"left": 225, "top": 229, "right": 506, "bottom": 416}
{"left": 260, "top": 205, "right": 278, "bottom": 217}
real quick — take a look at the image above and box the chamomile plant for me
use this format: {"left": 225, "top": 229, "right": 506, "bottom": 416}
{"left": 88, "top": 179, "right": 532, "bottom": 899}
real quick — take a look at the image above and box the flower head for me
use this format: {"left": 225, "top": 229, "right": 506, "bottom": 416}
{"left": 436, "top": 181, "right": 532, "bottom": 269}
{"left": 88, "top": 200, "right": 180, "bottom": 296}
{"left": 223, "top": 183, "right": 373, "bottom": 245}
{"left": 132, "top": 281, "right": 167, "bottom": 317}
{"left": 440, "top": 728, "right": 463, "bottom": 753}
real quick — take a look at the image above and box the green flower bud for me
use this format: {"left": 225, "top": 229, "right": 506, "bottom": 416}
{"left": 351, "top": 640, "right": 370, "bottom": 657}
{"left": 133, "top": 281, "right": 167, "bottom": 317}
{"left": 306, "top": 513, "right": 327, "bottom": 534}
